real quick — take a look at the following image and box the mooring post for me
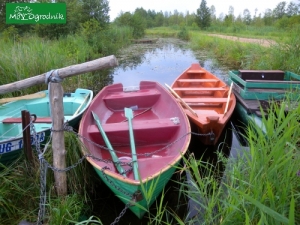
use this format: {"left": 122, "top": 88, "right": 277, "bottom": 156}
{"left": 21, "top": 110, "right": 33, "bottom": 164}
{"left": 49, "top": 82, "right": 67, "bottom": 196}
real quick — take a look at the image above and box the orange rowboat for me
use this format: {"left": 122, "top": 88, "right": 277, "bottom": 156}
{"left": 169, "top": 63, "right": 236, "bottom": 145}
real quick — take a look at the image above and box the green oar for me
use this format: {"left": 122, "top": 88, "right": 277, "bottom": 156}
{"left": 124, "top": 107, "right": 139, "bottom": 180}
{"left": 91, "top": 111, "right": 126, "bottom": 177}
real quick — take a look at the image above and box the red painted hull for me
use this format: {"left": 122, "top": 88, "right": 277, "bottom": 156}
{"left": 78, "top": 81, "right": 191, "bottom": 217}
{"left": 171, "top": 63, "right": 236, "bottom": 145}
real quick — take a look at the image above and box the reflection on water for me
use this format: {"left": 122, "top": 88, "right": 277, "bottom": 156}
{"left": 112, "top": 38, "right": 229, "bottom": 87}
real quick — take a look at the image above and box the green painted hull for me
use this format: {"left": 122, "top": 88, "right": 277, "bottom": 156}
{"left": 0, "top": 88, "right": 93, "bottom": 166}
{"left": 235, "top": 101, "right": 265, "bottom": 130}
{"left": 93, "top": 161, "right": 179, "bottom": 218}
{"left": 228, "top": 70, "right": 300, "bottom": 100}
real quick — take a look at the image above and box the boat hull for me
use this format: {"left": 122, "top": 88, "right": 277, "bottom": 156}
{"left": 228, "top": 69, "right": 300, "bottom": 140}
{"left": 0, "top": 88, "right": 93, "bottom": 166}
{"left": 79, "top": 81, "right": 190, "bottom": 218}
{"left": 171, "top": 63, "right": 236, "bottom": 145}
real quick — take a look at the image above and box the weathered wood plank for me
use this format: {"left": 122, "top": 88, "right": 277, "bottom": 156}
{"left": 0, "top": 55, "right": 118, "bottom": 94}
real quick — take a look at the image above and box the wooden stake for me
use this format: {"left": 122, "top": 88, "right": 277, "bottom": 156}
{"left": 50, "top": 82, "right": 67, "bottom": 196}
{"left": 21, "top": 110, "right": 33, "bottom": 164}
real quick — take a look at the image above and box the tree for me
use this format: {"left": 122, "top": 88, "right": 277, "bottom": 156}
{"left": 196, "top": 0, "right": 211, "bottom": 29}
{"left": 82, "top": 0, "right": 110, "bottom": 28}
{"left": 286, "top": 2, "right": 299, "bottom": 17}
{"left": 263, "top": 8, "right": 274, "bottom": 26}
{"left": 273, "top": 1, "right": 287, "bottom": 19}
{"left": 243, "top": 9, "right": 252, "bottom": 25}
{"left": 210, "top": 5, "right": 216, "bottom": 22}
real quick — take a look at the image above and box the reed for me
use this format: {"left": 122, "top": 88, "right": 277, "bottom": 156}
{"left": 173, "top": 99, "right": 300, "bottom": 224}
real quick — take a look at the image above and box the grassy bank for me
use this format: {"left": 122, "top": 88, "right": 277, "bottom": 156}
{"left": 146, "top": 26, "right": 300, "bottom": 73}
{"left": 0, "top": 25, "right": 133, "bottom": 96}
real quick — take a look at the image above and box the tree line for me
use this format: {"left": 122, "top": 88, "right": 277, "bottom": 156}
{"left": 1, "top": 0, "right": 300, "bottom": 39}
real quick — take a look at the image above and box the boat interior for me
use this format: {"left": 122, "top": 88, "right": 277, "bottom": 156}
{"left": 82, "top": 82, "right": 190, "bottom": 179}
{"left": 172, "top": 65, "right": 234, "bottom": 115}
{"left": 0, "top": 90, "right": 91, "bottom": 140}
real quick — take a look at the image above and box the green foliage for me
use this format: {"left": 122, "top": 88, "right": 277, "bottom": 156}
{"left": 1, "top": 25, "right": 20, "bottom": 42}
{"left": 177, "top": 26, "right": 190, "bottom": 40}
{"left": 196, "top": 0, "right": 211, "bottom": 29}
{"left": 114, "top": 11, "right": 146, "bottom": 39}
{"left": 81, "top": 0, "right": 110, "bottom": 28}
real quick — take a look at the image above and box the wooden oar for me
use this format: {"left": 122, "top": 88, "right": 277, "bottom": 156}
{"left": 164, "top": 83, "right": 198, "bottom": 117}
{"left": 124, "top": 107, "right": 139, "bottom": 180}
{"left": 0, "top": 92, "right": 46, "bottom": 104}
{"left": 91, "top": 111, "right": 126, "bottom": 177}
{"left": 224, "top": 82, "right": 233, "bottom": 115}
{"left": 73, "top": 93, "right": 91, "bottom": 116}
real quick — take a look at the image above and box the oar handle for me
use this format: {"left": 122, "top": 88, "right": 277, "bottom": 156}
{"left": 224, "top": 82, "right": 233, "bottom": 115}
{"left": 73, "top": 93, "right": 91, "bottom": 116}
{"left": 124, "top": 107, "right": 139, "bottom": 180}
{"left": 92, "top": 111, "right": 127, "bottom": 177}
{"left": 165, "top": 83, "right": 198, "bottom": 117}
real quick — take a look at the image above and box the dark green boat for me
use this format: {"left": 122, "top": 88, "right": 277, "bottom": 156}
{"left": 0, "top": 88, "right": 93, "bottom": 166}
{"left": 228, "top": 70, "right": 300, "bottom": 100}
{"left": 228, "top": 70, "right": 300, "bottom": 139}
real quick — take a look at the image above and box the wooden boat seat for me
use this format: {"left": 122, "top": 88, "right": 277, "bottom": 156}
{"left": 245, "top": 79, "right": 300, "bottom": 84}
{"left": 87, "top": 118, "right": 180, "bottom": 145}
{"left": 181, "top": 97, "right": 229, "bottom": 103}
{"left": 177, "top": 79, "right": 218, "bottom": 83}
{"left": 173, "top": 87, "right": 227, "bottom": 91}
{"left": 187, "top": 70, "right": 206, "bottom": 74}
{"left": 2, "top": 117, "right": 52, "bottom": 123}
{"left": 103, "top": 89, "right": 161, "bottom": 110}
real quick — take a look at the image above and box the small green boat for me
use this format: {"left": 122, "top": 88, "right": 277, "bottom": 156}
{"left": 0, "top": 88, "right": 93, "bottom": 166}
{"left": 228, "top": 69, "right": 300, "bottom": 140}
{"left": 228, "top": 70, "right": 300, "bottom": 100}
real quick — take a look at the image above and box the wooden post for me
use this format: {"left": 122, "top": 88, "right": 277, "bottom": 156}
{"left": 49, "top": 82, "right": 67, "bottom": 196}
{"left": 21, "top": 110, "right": 33, "bottom": 163}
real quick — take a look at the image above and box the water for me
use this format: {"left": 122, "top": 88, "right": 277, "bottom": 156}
{"left": 89, "top": 38, "right": 246, "bottom": 224}
{"left": 112, "top": 38, "right": 229, "bottom": 87}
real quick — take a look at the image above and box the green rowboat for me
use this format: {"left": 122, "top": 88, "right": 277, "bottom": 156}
{"left": 228, "top": 70, "right": 300, "bottom": 100}
{"left": 0, "top": 88, "right": 93, "bottom": 166}
{"left": 228, "top": 69, "right": 300, "bottom": 142}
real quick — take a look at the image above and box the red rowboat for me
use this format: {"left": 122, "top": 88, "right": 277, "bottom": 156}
{"left": 79, "top": 81, "right": 190, "bottom": 218}
{"left": 169, "top": 63, "right": 236, "bottom": 145}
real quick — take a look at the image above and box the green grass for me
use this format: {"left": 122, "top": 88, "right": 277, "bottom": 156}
{"left": 146, "top": 26, "right": 300, "bottom": 73}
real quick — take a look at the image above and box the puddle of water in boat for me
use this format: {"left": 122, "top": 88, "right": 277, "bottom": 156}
{"left": 87, "top": 38, "right": 247, "bottom": 224}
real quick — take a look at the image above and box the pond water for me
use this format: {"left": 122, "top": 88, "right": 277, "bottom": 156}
{"left": 112, "top": 38, "right": 229, "bottom": 87}
{"left": 89, "top": 38, "right": 245, "bottom": 224}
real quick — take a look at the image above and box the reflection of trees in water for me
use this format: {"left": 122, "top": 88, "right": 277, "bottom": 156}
{"left": 116, "top": 38, "right": 190, "bottom": 71}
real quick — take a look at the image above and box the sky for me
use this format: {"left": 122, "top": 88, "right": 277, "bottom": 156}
{"left": 109, "top": 0, "right": 298, "bottom": 21}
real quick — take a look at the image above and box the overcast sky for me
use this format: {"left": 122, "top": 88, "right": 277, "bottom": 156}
{"left": 109, "top": 0, "right": 298, "bottom": 21}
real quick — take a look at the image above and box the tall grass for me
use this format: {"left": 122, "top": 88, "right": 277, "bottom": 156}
{"left": 175, "top": 100, "right": 300, "bottom": 224}
{"left": 0, "top": 25, "right": 133, "bottom": 96}
{"left": 0, "top": 132, "right": 99, "bottom": 224}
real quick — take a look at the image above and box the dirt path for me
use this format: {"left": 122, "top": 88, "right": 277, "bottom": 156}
{"left": 207, "top": 34, "right": 276, "bottom": 47}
